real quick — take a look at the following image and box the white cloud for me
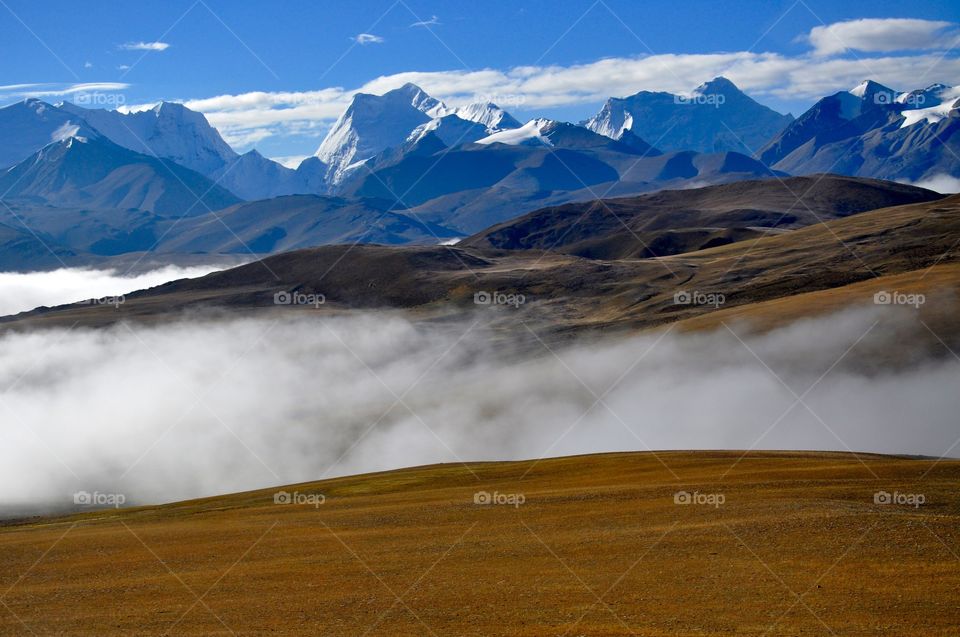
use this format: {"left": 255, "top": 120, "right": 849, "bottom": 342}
{"left": 353, "top": 33, "right": 384, "bottom": 45}
{"left": 410, "top": 15, "right": 440, "bottom": 27}
{"left": 0, "top": 82, "right": 131, "bottom": 101}
{"left": 84, "top": 61, "right": 93, "bottom": 69}
{"left": 270, "top": 154, "right": 309, "bottom": 169}
{"left": 808, "top": 19, "right": 960, "bottom": 57}
{"left": 0, "top": 83, "right": 45, "bottom": 92}
{"left": 0, "top": 265, "right": 226, "bottom": 317}
{"left": 118, "top": 41, "right": 171, "bottom": 51}
{"left": 218, "top": 126, "right": 275, "bottom": 147}
{"left": 899, "top": 173, "right": 960, "bottom": 194}
{"left": 1, "top": 306, "right": 958, "bottom": 508}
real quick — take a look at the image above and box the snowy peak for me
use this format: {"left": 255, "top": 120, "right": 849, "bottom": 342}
{"left": 212, "top": 148, "right": 312, "bottom": 200}
{"left": 0, "top": 133, "right": 241, "bottom": 215}
{"left": 760, "top": 79, "right": 960, "bottom": 181}
{"left": 315, "top": 83, "right": 447, "bottom": 185}
{"left": 315, "top": 84, "right": 528, "bottom": 187}
{"left": 447, "top": 102, "right": 521, "bottom": 130}
{"left": 899, "top": 84, "right": 960, "bottom": 128}
{"left": 694, "top": 76, "right": 741, "bottom": 97}
{"left": 845, "top": 79, "right": 899, "bottom": 113}
{"left": 582, "top": 101, "right": 633, "bottom": 140}
{"left": 848, "top": 79, "right": 895, "bottom": 100}
{"left": 0, "top": 99, "right": 99, "bottom": 169}
{"left": 834, "top": 80, "right": 953, "bottom": 122}
{"left": 896, "top": 83, "right": 953, "bottom": 109}
{"left": 349, "top": 83, "right": 444, "bottom": 117}
{"left": 389, "top": 82, "right": 445, "bottom": 116}
{"left": 406, "top": 114, "right": 490, "bottom": 147}
{"left": 59, "top": 100, "right": 237, "bottom": 176}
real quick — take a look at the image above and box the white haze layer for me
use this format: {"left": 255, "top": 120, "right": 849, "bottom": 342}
{"left": 0, "top": 265, "right": 225, "bottom": 316}
{"left": 1, "top": 306, "right": 957, "bottom": 509}
{"left": 899, "top": 173, "right": 960, "bottom": 194}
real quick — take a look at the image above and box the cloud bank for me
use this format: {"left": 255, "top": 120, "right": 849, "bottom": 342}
{"left": 0, "top": 265, "right": 226, "bottom": 316}
{"left": 0, "top": 82, "right": 131, "bottom": 102}
{"left": 900, "top": 173, "right": 960, "bottom": 194}
{"left": 808, "top": 18, "right": 960, "bottom": 57}
{"left": 1, "top": 306, "right": 956, "bottom": 512}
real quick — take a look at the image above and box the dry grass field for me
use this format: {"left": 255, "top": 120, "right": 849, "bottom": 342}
{"left": 1, "top": 451, "right": 958, "bottom": 636}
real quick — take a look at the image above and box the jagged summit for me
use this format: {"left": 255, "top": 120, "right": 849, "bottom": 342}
{"left": 59, "top": 99, "right": 238, "bottom": 176}
{"left": 315, "top": 84, "right": 521, "bottom": 186}
{"left": 849, "top": 79, "right": 894, "bottom": 99}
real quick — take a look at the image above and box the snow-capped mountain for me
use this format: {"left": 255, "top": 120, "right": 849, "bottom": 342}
{"left": 211, "top": 149, "right": 305, "bottom": 200}
{"left": 759, "top": 80, "right": 960, "bottom": 181}
{"left": 4, "top": 99, "right": 305, "bottom": 200}
{"left": 900, "top": 85, "right": 960, "bottom": 127}
{"left": 757, "top": 81, "right": 899, "bottom": 167}
{"left": 444, "top": 102, "right": 521, "bottom": 130}
{"left": 315, "top": 83, "right": 445, "bottom": 186}
{"left": 4, "top": 74, "right": 958, "bottom": 273}
{"left": 0, "top": 134, "right": 240, "bottom": 215}
{"left": 476, "top": 118, "right": 659, "bottom": 155}
{"left": 0, "top": 98, "right": 97, "bottom": 169}
{"left": 583, "top": 77, "right": 794, "bottom": 155}
{"left": 60, "top": 101, "right": 239, "bottom": 176}
{"left": 406, "top": 114, "right": 491, "bottom": 147}
{"left": 897, "top": 83, "right": 951, "bottom": 109}
{"left": 315, "top": 83, "right": 523, "bottom": 187}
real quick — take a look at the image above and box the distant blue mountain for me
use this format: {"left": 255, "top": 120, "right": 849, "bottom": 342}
{"left": 583, "top": 77, "right": 794, "bottom": 155}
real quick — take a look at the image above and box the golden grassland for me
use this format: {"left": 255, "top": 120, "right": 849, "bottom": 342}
{"left": 1, "top": 451, "right": 958, "bottom": 635}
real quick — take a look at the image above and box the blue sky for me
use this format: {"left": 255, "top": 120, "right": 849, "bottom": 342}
{"left": 1, "top": 0, "right": 959, "bottom": 160}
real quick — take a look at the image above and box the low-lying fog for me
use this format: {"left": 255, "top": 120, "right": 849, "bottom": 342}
{"left": 0, "top": 265, "right": 226, "bottom": 316}
{"left": 1, "top": 303, "right": 957, "bottom": 511}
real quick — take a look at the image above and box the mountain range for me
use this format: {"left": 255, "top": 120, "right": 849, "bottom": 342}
{"left": 8, "top": 176, "right": 951, "bottom": 338}
{"left": 759, "top": 80, "right": 960, "bottom": 181}
{"left": 583, "top": 77, "right": 795, "bottom": 154}
{"left": 0, "top": 76, "right": 957, "bottom": 270}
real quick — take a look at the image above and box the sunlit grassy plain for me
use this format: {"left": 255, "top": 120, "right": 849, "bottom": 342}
{"left": 1, "top": 451, "right": 957, "bottom": 635}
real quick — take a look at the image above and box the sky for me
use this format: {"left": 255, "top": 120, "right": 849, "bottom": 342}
{"left": 1, "top": 0, "right": 959, "bottom": 161}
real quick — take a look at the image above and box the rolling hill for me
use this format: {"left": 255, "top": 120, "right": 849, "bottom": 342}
{"left": 6, "top": 182, "right": 958, "bottom": 353}
{"left": 460, "top": 174, "right": 942, "bottom": 258}
{"left": 1, "top": 451, "right": 957, "bottom": 635}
